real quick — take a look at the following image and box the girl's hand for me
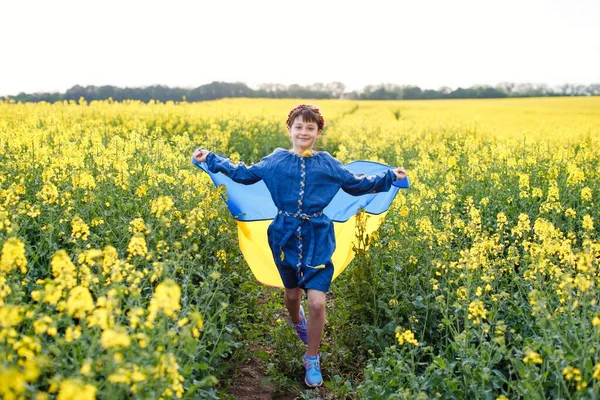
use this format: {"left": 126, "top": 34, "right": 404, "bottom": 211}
{"left": 393, "top": 167, "right": 407, "bottom": 180}
{"left": 193, "top": 148, "right": 210, "bottom": 162}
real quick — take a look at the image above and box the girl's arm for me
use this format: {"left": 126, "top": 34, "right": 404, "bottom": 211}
{"left": 340, "top": 167, "right": 397, "bottom": 196}
{"left": 193, "top": 148, "right": 266, "bottom": 184}
{"left": 327, "top": 153, "right": 404, "bottom": 196}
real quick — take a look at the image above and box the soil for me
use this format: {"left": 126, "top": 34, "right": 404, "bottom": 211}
{"left": 225, "top": 344, "right": 298, "bottom": 400}
{"left": 224, "top": 289, "right": 336, "bottom": 400}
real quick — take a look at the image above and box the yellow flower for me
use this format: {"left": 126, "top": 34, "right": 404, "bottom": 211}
{"left": 108, "top": 369, "right": 129, "bottom": 384}
{"left": 70, "top": 217, "right": 90, "bottom": 241}
{"left": 72, "top": 171, "right": 96, "bottom": 191}
{"left": 42, "top": 283, "right": 63, "bottom": 305}
{"left": 468, "top": 300, "right": 488, "bottom": 325}
{"left": 582, "top": 215, "right": 594, "bottom": 231}
{"left": 494, "top": 321, "right": 507, "bottom": 336}
{"left": 0, "top": 366, "right": 28, "bottom": 398}
{"left": 65, "top": 326, "right": 82, "bottom": 343}
{"left": 108, "top": 365, "right": 148, "bottom": 386}
{"left": 135, "top": 333, "right": 149, "bottom": 348}
{"left": 36, "top": 183, "right": 59, "bottom": 205}
{"left": 33, "top": 316, "right": 53, "bottom": 335}
{"left": 566, "top": 163, "right": 585, "bottom": 187}
{"left": 581, "top": 186, "right": 592, "bottom": 201}
{"left": 399, "top": 206, "right": 409, "bottom": 218}
{"left": 87, "top": 307, "right": 111, "bottom": 330}
{"left": 80, "top": 360, "right": 93, "bottom": 376}
{"left": 156, "top": 353, "right": 185, "bottom": 398}
{"left": 518, "top": 173, "right": 530, "bottom": 198}
{"left": 21, "top": 358, "right": 40, "bottom": 382}
{"left": 51, "top": 250, "right": 78, "bottom": 289}
{"left": 101, "top": 327, "right": 131, "bottom": 349}
{"left": 66, "top": 286, "right": 95, "bottom": 318}
{"left": 0, "top": 237, "right": 28, "bottom": 274}
{"left": 147, "top": 279, "right": 181, "bottom": 325}
{"left": 394, "top": 326, "right": 419, "bottom": 346}
{"left": 0, "top": 304, "right": 25, "bottom": 328}
{"left": 522, "top": 349, "right": 543, "bottom": 365}
{"left": 190, "top": 311, "right": 204, "bottom": 338}
{"left": 216, "top": 249, "right": 227, "bottom": 262}
{"left": 593, "top": 363, "right": 600, "bottom": 380}
{"left": 496, "top": 212, "right": 507, "bottom": 230}
{"left": 13, "top": 335, "right": 41, "bottom": 360}
{"left": 57, "top": 378, "right": 97, "bottom": 400}
{"left": 128, "top": 307, "right": 145, "bottom": 329}
{"left": 417, "top": 216, "right": 434, "bottom": 236}
{"left": 136, "top": 184, "right": 148, "bottom": 197}
{"left": 151, "top": 195, "right": 175, "bottom": 218}
{"left": 447, "top": 155, "right": 458, "bottom": 168}
{"left": 91, "top": 217, "right": 104, "bottom": 227}
{"left": 562, "top": 366, "right": 582, "bottom": 381}
{"left": 131, "top": 367, "right": 147, "bottom": 383}
{"left": 127, "top": 233, "right": 148, "bottom": 258}
{"left": 192, "top": 312, "right": 204, "bottom": 330}
{"left": 0, "top": 276, "right": 11, "bottom": 306}
{"left": 511, "top": 214, "right": 531, "bottom": 238}
{"left": 128, "top": 218, "right": 149, "bottom": 234}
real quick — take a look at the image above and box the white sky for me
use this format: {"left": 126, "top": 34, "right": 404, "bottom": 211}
{"left": 1, "top": 0, "right": 599, "bottom": 96}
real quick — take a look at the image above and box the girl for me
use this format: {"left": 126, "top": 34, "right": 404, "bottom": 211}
{"left": 192, "top": 104, "right": 406, "bottom": 387}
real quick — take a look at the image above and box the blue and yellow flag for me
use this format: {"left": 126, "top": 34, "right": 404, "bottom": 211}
{"left": 193, "top": 158, "right": 409, "bottom": 287}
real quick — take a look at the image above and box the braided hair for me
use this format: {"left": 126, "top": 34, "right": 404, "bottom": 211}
{"left": 286, "top": 104, "right": 325, "bottom": 132}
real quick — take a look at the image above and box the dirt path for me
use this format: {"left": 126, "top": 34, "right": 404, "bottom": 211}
{"left": 225, "top": 344, "right": 298, "bottom": 400}
{"left": 223, "top": 289, "right": 336, "bottom": 400}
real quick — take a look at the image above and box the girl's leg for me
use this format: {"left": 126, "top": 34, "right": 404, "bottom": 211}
{"left": 284, "top": 287, "right": 304, "bottom": 324}
{"left": 306, "top": 289, "right": 326, "bottom": 356}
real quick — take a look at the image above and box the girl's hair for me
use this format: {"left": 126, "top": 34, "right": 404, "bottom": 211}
{"left": 286, "top": 104, "right": 325, "bottom": 131}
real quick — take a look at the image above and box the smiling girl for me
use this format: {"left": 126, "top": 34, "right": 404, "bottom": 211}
{"left": 192, "top": 104, "right": 406, "bottom": 387}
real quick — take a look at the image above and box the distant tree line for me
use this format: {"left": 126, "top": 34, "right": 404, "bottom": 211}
{"left": 5, "top": 81, "right": 600, "bottom": 103}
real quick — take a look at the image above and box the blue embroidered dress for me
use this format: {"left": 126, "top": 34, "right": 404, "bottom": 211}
{"left": 205, "top": 148, "right": 397, "bottom": 292}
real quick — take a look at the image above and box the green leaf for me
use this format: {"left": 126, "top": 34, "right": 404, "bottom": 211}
{"left": 433, "top": 356, "right": 447, "bottom": 369}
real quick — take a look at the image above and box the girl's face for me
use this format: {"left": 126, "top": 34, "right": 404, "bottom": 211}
{"left": 288, "top": 116, "right": 320, "bottom": 150}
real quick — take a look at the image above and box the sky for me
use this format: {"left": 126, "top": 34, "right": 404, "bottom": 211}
{"left": 1, "top": 0, "right": 599, "bottom": 96}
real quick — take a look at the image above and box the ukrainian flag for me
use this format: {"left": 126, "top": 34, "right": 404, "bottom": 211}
{"left": 192, "top": 158, "right": 409, "bottom": 287}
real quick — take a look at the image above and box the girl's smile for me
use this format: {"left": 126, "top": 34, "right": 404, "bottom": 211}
{"left": 289, "top": 116, "right": 320, "bottom": 155}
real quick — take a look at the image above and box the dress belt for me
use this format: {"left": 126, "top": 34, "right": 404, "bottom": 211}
{"left": 277, "top": 210, "right": 323, "bottom": 267}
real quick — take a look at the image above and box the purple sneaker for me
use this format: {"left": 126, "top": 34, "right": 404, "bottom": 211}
{"left": 293, "top": 305, "right": 308, "bottom": 345}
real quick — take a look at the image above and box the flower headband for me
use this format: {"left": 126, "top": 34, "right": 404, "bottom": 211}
{"left": 286, "top": 104, "right": 325, "bottom": 131}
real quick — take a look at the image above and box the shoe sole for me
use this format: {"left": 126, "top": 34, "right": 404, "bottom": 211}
{"left": 305, "top": 378, "right": 323, "bottom": 388}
